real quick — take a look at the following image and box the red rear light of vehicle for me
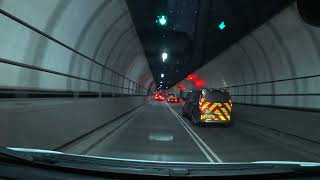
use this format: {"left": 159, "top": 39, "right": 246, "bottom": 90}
{"left": 154, "top": 95, "right": 160, "bottom": 100}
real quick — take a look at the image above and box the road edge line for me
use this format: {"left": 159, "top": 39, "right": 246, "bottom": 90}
{"left": 81, "top": 106, "right": 145, "bottom": 154}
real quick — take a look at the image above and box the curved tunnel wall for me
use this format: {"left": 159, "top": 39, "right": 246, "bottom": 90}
{"left": 175, "top": 3, "right": 320, "bottom": 109}
{"left": 0, "top": 0, "right": 154, "bottom": 95}
{"left": 0, "top": 0, "right": 154, "bottom": 148}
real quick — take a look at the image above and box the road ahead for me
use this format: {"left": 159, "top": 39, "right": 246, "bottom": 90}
{"left": 64, "top": 101, "right": 320, "bottom": 163}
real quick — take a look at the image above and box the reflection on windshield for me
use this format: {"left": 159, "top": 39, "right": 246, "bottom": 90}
{"left": 202, "top": 90, "right": 230, "bottom": 103}
{"left": 1, "top": 0, "right": 320, "bottom": 178}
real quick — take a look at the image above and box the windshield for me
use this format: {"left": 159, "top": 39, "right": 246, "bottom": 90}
{"left": 203, "top": 90, "right": 230, "bottom": 103}
{"left": 1, "top": 0, "right": 320, "bottom": 177}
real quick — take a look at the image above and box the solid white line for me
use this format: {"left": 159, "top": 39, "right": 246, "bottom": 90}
{"left": 166, "top": 103, "right": 224, "bottom": 163}
{"left": 169, "top": 106, "right": 223, "bottom": 163}
{"left": 172, "top": 110, "right": 223, "bottom": 163}
{"left": 165, "top": 103, "right": 214, "bottom": 163}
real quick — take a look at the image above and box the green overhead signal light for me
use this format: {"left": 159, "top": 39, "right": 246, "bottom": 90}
{"left": 219, "top": 21, "right": 226, "bottom": 30}
{"left": 156, "top": 15, "right": 167, "bottom": 26}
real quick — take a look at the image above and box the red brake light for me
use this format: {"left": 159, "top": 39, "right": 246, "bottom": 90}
{"left": 187, "top": 74, "right": 197, "bottom": 81}
{"left": 194, "top": 80, "right": 205, "bottom": 87}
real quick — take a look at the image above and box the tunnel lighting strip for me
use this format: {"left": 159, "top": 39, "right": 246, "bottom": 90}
{"left": 0, "top": 9, "right": 145, "bottom": 90}
{"left": 233, "top": 102, "right": 320, "bottom": 113}
{"left": 166, "top": 103, "right": 223, "bottom": 163}
{"left": 0, "top": 57, "right": 137, "bottom": 91}
{"left": 0, "top": 88, "right": 147, "bottom": 99}
{"left": 223, "top": 74, "right": 320, "bottom": 89}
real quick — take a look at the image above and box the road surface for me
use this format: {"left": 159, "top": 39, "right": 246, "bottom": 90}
{"left": 64, "top": 101, "right": 320, "bottom": 163}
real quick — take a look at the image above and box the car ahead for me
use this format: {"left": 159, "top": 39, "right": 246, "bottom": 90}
{"left": 167, "top": 94, "right": 179, "bottom": 103}
{"left": 182, "top": 89, "right": 233, "bottom": 126}
{"left": 153, "top": 93, "right": 165, "bottom": 101}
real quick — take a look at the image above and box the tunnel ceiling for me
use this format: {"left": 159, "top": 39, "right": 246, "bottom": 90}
{"left": 126, "top": 0, "right": 293, "bottom": 89}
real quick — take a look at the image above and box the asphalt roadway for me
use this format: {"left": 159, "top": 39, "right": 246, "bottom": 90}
{"left": 65, "top": 101, "right": 320, "bottom": 163}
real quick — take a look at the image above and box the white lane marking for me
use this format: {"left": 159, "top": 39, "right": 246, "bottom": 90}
{"left": 166, "top": 103, "right": 224, "bottom": 163}
{"left": 169, "top": 105, "right": 223, "bottom": 163}
{"left": 165, "top": 104, "right": 215, "bottom": 163}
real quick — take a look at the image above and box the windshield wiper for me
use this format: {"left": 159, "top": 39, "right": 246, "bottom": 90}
{"left": 0, "top": 147, "right": 60, "bottom": 165}
{"left": 2, "top": 147, "right": 320, "bottom": 177}
{"left": 0, "top": 147, "right": 34, "bottom": 162}
{"left": 254, "top": 161, "right": 320, "bottom": 167}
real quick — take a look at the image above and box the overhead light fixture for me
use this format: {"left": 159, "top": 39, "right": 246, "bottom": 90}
{"left": 160, "top": 81, "right": 163, "bottom": 84}
{"left": 161, "top": 74, "right": 164, "bottom": 78}
{"left": 162, "top": 52, "right": 168, "bottom": 62}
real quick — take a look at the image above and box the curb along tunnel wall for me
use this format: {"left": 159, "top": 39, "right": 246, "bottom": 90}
{"left": 0, "top": 97, "right": 147, "bottom": 149}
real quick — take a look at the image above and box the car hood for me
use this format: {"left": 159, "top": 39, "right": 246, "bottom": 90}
{"left": 7, "top": 147, "right": 320, "bottom": 167}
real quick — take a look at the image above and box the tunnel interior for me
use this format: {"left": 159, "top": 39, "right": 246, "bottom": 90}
{"left": 0, "top": 0, "right": 154, "bottom": 96}
{"left": 1, "top": 0, "right": 320, "bottom": 175}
